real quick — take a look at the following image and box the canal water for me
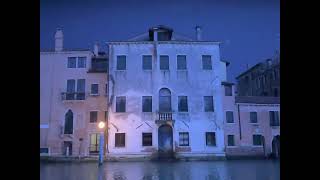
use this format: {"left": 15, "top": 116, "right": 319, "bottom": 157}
{"left": 40, "top": 160, "right": 279, "bottom": 180}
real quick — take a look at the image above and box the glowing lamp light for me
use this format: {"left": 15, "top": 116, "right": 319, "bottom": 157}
{"left": 98, "top": 121, "right": 105, "bottom": 129}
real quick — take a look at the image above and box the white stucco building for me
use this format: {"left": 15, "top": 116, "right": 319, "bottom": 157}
{"left": 106, "top": 25, "right": 228, "bottom": 159}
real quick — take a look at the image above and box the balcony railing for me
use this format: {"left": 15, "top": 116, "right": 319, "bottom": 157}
{"left": 157, "top": 112, "right": 173, "bottom": 121}
{"left": 61, "top": 92, "right": 86, "bottom": 101}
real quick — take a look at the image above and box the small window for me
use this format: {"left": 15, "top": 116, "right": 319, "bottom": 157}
{"left": 179, "top": 132, "right": 189, "bottom": 146}
{"left": 90, "top": 111, "right": 98, "bottom": 123}
{"left": 115, "top": 133, "right": 125, "bottom": 147}
{"left": 40, "top": 147, "right": 49, "bottom": 154}
{"left": 64, "top": 110, "right": 73, "bottom": 134}
{"left": 105, "top": 84, "right": 108, "bottom": 96}
{"left": 116, "top": 96, "right": 126, "bottom": 112}
{"left": 78, "top": 57, "right": 86, "bottom": 68}
{"left": 160, "top": 55, "right": 169, "bottom": 70}
{"left": 253, "top": 134, "right": 263, "bottom": 146}
{"left": 226, "top": 111, "right": 234, "bottom": 123}
{"left": 142, "top": 133, "right": 152, "bottom": 146}
{"left": 66, "top": 79, "right": 76, "bottom": 100}
{"left": 204, "top": 96, "right": 214, "bottom": 112}
{"left": 76, "top": 79, "right": 86, "bottom": 100}
{"left": 142, "top": 96, "right": 152, "bottom": 112}
{"left": 178, "top": 96, "right": 188, "bottom": 112}
{"left": 206, "top": 132, "right": 216, "bottom": 146}
{"left": 250, "top": 112, "right": 258, "bottom": 123}
{"left": 202, "top": 55, "right": 212, "bottom": 70}
{"left": 91, "top": 84, "right": 99, "bottom": 95}
{"left": 142, "top": 55, "right": 152, "bottom": 70}
{"left": 89, "top": 133, "right": 100, "bottom": 153}
{"left": 67, "top": 57, "right": 76, "bottom": 68}
{"left": 117, "top": 55, "right": 126, "bottom": 70}
{"left": 225, "top": 86, "right": 232, "bottom": 96}
{"left": 177, "top": 55, "right": 187, "bottom": 70}
{"left": 104, "top": 111, "right": 108, "bottom": 121}
{"left": 227, "top": 135, "right": 235, "bottom": 146}
{"left": 269, "top": 111, "right": 280, "bottom": 126}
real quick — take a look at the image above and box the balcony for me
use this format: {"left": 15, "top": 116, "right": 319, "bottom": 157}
{"left": 61, "top": 92, "right": 86, "bottom": 101}
{"left": 155, "top": 111, "right": 175, "bottom": 125}
{"left": 88, "top": 58, "right": 108, "bottom": 73}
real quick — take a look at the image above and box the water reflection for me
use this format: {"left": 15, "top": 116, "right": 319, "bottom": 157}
{"left": 40, "top": 160, "right": 279, "bottom": 180}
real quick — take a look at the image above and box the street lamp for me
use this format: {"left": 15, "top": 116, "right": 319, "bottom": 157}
{"left": 98, "top": 121, "right": 105, "bottom": 166}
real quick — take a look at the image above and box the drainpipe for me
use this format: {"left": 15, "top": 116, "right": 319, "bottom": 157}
{"left": 237, "top": 104, "right": 242, "bottom": 140}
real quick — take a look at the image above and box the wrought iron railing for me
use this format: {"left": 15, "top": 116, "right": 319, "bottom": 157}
{"left": 61, "top": 92, "right": 86, "bottom": 101}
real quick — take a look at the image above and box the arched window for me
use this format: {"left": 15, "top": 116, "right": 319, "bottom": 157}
{"left": 64, "top": 110, "right": 73, "bottom": 134}
{"left": 159, "top": 88, "right": 171, "bottom": 112}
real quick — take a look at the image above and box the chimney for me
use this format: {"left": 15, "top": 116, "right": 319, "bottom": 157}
{"left": 55, "top": 28, "right": 63, "bottom": 52}
{"left": 94, "top": 42, "right": 99, "bottom": 56}
{"left": 195, "top": 26, "right": 202, "bottom": 41}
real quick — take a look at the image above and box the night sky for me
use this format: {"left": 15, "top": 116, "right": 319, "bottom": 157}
{"left": 40, "top": 0, "right": 279, "bottom": 82}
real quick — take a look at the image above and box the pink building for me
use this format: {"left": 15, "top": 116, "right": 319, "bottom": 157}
{"left": 222, "top": 87, "right": 280, "bottom": 158}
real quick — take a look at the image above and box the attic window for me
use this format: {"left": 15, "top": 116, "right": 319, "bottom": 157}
{"left": 158, "top": 31, "right": 170, "bottom": 41}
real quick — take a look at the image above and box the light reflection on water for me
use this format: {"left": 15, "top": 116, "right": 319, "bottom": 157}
{"left": 40, "top": 160, "right": 279, "bottom": 180}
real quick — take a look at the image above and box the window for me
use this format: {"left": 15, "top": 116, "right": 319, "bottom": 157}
{"left": 142, "top": 55, "right": 152, "bottom": 70}
{"left": 179, "top": 132, "right": 189, "bottom": 146}
{"left": 64, "top": 110, "right": 73, "bottom": 134}
{"left": 227, "top": 135, "right": 235, "bottom": 146}
{"left": 67, "top": 57, "right": 76, "bottom": 68}
{"left": 204, "top": 96, "right": 214, "bottom": 112}
{"left": 115, "top": 133, "right": 125, "bottom": 147}
{"left": 202, "top": 55, "right": 212, "bottom": 70}
{"left": 78, "top": 57, "right": 86, "bottom": 68}
{"left": 90, "top": 111, "right": 98, "bottom": 123}
{"left": 159, "top": 88, "right": 171, "bottom": 112}
{"left": 160, "top": 55, "right": 169, "bottom": 70}
{"left": 225, "top": 86, "right": 232, "bottom": 96}
{"left": 40, "top": 147, "right": 49, "bottom": 154}
{"left": 269, "top": 111, "right": 280, "bottom": 126}
{"left": 226, "top": 111, "right": 234, "bottom": 123}
{"left": 76, "top": 79, "right": 85, "bottom": 100}
{"left": 116, "top": 96, "right": 126, "bottom": 112}
{"left": 250, "top": 112, "right": 258, "bottom": 123}
{"left": 177, "top": 55, "right": 187, "bottom": 70}
{"left": 66, "top": 79, "right": 75, "bottom": 100}
{"left": 89, "top": 133, "right": 100, "bottom": 153}
{"left": 206, "top": 132, "right": 216, "bottom": 146}
{"left": 142, "top": 96, "right": 152, "bottom": 112}
{"left": 91, "top": 84, "right": 99, "bottom": 95}
{"left": 142, "top": 133, "right": 152, "bottom": 146}
{"left": 253, "top": 134, "right": 263, "bottom": 146}
{"left": 178, "top": 96, "right": 188, "bottom": 112}
{"left": 104, "top": 111, "right": 108, "bottom": 121}
{"left": 117, "top": 55, "right": 126, "bottom": 70}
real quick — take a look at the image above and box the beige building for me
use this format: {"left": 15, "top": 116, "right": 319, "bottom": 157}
{"left": 40, "top": 29, "right": 108, "bottom": 156}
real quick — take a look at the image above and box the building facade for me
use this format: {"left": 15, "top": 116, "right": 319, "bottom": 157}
{"left": 236, "top": 53, "right": 280, "bottom": 97}
{"left": 223, "top": 95, "right": 280, "bottom": 158}
{"left": 106, "top": 26, "right": 227, "bottom": 159}
{"left": 40, "top": 29, "right": 109, "bottom": 156}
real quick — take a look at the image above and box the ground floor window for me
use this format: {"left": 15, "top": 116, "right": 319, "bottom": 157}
{"left": 115, "top": 133, "right": 125, "bottom": 147}
{"left": 227, "top": 135, "right": 235, "bottom": 146}
{"left": 40, "top": 147, "right": 49, "bottom": 154}
{"left": 253, "top": 134, "right": 263, "bottom": 146}
{"left": 89, "top": 133, "right": 100, "bottom": 153}
{"left": 179, "top": 132, "right": 189, "bottom": 146}
{"left": 142, "top": 133, "right": 152, "bottom": 146}
{"left": 206, "top": 132, "right": 216, "bottom": 146}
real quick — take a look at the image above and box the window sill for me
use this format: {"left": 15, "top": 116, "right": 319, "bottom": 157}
{"left": 226, "top": 122, "right": 235, "bottom": 124}
{"left": 177, "top": 70, "right": 187, "bottom": 71}
{"left": 226, "top": 146, "right": 237, "bottom": 148}
{"left": 114, "top": 146, "right": 126, "bottom": 148}
{"left": 160, "top": 70, "right": 170, "bottom": 71}
{"left": 115, "top": 70, "right": 126, "bottom": 72}
{"left": 178, "top": 145, "right": 190, "bottom": 147}
{"left": 252, "top": 145, "right": 263, "bottom": 147}
{"left": 143, "top": 70, "right": 152, "bottom": 71}
{"left": 89, "top": 94, "right": 100, "bottom": 96}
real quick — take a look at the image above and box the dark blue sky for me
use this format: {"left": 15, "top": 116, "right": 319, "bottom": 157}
{"left": 40, "top": 0, "right": 279, "bottom": 82}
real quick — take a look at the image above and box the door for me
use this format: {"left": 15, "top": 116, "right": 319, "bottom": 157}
{"left": 63, "top": 141, "right": 72, "bottom": 156}
{"left": 158, "top": 125, "right": 173, "bottom": 154}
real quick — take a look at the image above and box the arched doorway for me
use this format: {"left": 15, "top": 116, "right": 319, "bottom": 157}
{"left": 272, "top": 135, "right": 280, "bottom": 158}
{"left": 158, "top": 125, "right": 173, "bottom": 156}
{"left": 159, "top": 88, "right": 171, "bottom": 112}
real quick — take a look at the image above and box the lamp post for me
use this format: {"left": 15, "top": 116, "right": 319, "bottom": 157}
{"left": 98, "top": 121, "right": 105, "bottom": 166}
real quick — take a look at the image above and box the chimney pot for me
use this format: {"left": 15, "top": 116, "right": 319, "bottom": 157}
{"left": 195, "top": 26, "right": 202, "bottom": 41}
{"left": 55, "top": 28, "right": 63, "bottom": 52}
